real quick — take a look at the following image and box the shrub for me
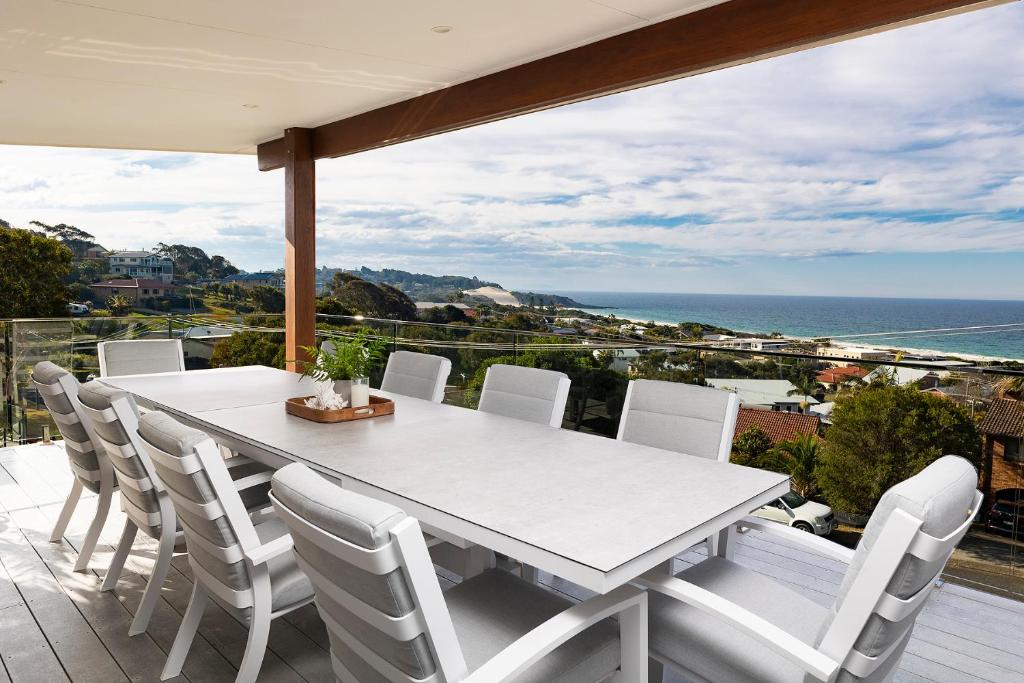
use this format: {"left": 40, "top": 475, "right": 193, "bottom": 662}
{"left": 818, "top": 384, "right": 981, "bottom": 515}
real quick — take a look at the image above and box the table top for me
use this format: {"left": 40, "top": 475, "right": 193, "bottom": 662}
{"left": 103, "top": 366, "right": 789, "bottom": 592}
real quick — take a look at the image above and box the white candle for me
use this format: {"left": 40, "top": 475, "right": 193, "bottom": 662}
{"left": 350, "top": 381, "right": 370, "bottom": 408}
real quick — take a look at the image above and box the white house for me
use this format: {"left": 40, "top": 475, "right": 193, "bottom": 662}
{"left": 706, "top": 378, "right": 819, "bottom": 413}
{"left": 107, "top": 250, "right": 174, "bottom": 283}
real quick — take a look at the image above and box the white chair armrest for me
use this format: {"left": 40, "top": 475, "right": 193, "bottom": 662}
{"left": 738, "top": 516, "right": 855, "bottom": 564}
{"left": 244, "top": 532, "right": 294, "bottom": 566}
{"left": 634, "top": 570, "right": 839, "bottom": 682}
{"left": 232, "top": 471, "right": 274, "bottom": 492}
{"left": 462, "top": 584, "right": 646, "bottom": 683}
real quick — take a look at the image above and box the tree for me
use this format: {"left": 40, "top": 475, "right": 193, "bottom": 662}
{"left": 999, "top": 376, "right": 1024, "bottom": 400}
{"left": 249, "top": 285, "right": 285, "bottom": 313}
{"left": 210, "top": 331, "right": 285, "bottom": 369}
{"left": 420, "top": 305, "right": 468, "bottom": 324}
{"left": 106, "top": 294, "right": 133, "bottom": 315}
{"left": 731, "top": 427, "right": 774, "bottom": 468}
{"left": 818, "top": 384, "right": 981, "bottom": 515}
{"left": 787, "top": 375, "right": 822, "bottom": 409}
{"left": 329, "top": 274, "right": 416, "bottom": 319}
{"left": 0, "top": 225, "right": 72, "bottom": 317}
{"left": 766, "top": 434, "right": 821, "bottom": 498}
{"left": 156, "top": 243, "right": 239, "bottom": 280}
{"left": 29, "top": 220, "right": 97, "bottom": 258}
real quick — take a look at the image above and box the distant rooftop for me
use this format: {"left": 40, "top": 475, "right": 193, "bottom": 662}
{"left": 108, "top": 250, "right": 161, "bottom": 257}
{"left": 734, "top": 408, "right": 821, "bottom": 445}
{"left": 979, "top": 398, "right": 1024, "bottom": 438}
{"left": 224, "top": 272, "right": 281, "bottom": 282}
{"left": 707, "top": 378, "right": 819, "bottom": 407}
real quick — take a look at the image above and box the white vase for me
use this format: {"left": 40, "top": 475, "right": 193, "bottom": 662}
{"left": 333, "top": 377, "right": 370, "bottom": 407}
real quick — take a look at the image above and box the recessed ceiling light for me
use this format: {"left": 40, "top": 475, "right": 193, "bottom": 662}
{"left": 431, "top": 25, "right": 452, "bottom": 34}
{"left": 242, "top": 103, "right": 259, "bottom": 109}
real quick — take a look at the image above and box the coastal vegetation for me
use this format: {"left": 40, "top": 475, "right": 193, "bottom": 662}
{"left": 0, "top": 223, "right": 72, "bottom": 318}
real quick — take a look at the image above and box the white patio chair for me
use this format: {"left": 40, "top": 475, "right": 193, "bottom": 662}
{"left": 637, "top": 455, "right": 982, "bottom": 683}
{"left": 478, "top": 364, "right": 571, "bottom": 428}
{"left": 269, "top": 462, "right": 649, "bottom": 683}
{"left": 98, "top": 339, "right": 185, "bottom": 376}
{"left": 617, "top": 379, "right": 740, "bottom": 461}
{"left": 31, "top": 361, "right": 116, "bottom": 573}
{"left": 77, "top": 381, "right": 275, "bottom": 637}
{"left": 137, "top": 411, "right": 314, "bottom": 682}
{"left": 381, "top": 350, "right": 452, "bottom": 403}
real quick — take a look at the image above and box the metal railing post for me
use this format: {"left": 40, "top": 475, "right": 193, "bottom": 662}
{"left": 393, "top": 321, "right": 399, "bottom": 353}
{"left": 2, "top": 323, "right": 11, "bottom": 447}
{"left": 513, "top": 332, "right": 519, "bottom": 361}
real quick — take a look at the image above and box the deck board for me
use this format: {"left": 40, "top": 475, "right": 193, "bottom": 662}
{"left": 2, "top": 443, "right": 1022, "bottom": 683}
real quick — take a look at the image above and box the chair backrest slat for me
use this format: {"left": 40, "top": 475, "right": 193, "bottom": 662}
{"left": 138, "top": 411, "right": 263, "bottom": 614}
{"left": 98, "top": 339, "right": 185, "bottom": 377}
{"left": 271, "top": 463, "right": 468, "bottom": 682}
{"left": 380, "top": 350, "right": 452, "bottom": 403}
{"left": 617, "top": 379, "right": 740, "bottom": 461}
{"left": 477, "top": 364, "right": 570, "bottom": 428}
{"left": 77, "top": 380, "right": 166, "bottom": 536}
{"left": 818, "top": 456, "right": 981, "bottom": 680}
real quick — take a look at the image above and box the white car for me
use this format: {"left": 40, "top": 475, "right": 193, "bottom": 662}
{"left": 752, "top": 491, "right": 834, "bottom": 535}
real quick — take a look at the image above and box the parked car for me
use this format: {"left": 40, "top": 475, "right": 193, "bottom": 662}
{"left": 985, "top": 488, "right": 1024, "bottom": 539}
{"left": 67, "top": 302, "right": 90, "bottom": 316}
{"left": 752, "top": 491, "right": 834, "bottom": 535}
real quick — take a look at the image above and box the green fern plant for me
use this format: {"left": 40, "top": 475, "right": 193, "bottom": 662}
{"left": 297, "top": 331, "right": 387, "bottom": 381}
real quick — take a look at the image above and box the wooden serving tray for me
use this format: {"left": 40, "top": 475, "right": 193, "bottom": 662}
{"left": 285, "top": 395, "right": 395, "bottom": 423}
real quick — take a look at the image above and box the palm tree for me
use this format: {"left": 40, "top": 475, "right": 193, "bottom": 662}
{"left": 787, "top": 375, "right": 821, "bottom": 411}
{"left": 106, "top": 294, "right": 132, "bottom": 316}
{"left": 999, "top": 376, "right": 1024, "bottom": 400}
{"left": 768, "top": 434, "right": 820, "bottom": 498}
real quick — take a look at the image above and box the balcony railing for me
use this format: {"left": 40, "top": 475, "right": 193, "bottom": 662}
{"left": 2, "top": 312, "right": 1023, "bottom": 602}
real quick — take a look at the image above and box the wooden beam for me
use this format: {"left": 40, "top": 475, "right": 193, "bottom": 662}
{"left": 257, "top": 0, "right": 1007, "bottom": 170}
{"left": 283, "top": 127, "right": 316, "bottom": 372}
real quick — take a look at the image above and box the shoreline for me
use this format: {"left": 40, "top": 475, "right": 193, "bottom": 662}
{"left": 572, "top": 307, "right": 1022, "bottom": 364}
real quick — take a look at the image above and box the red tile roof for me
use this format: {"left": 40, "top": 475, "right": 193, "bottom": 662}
{"left": 979, "top": 399, "right": 1024, "bottom": 438}
{"left": 816, "top": 366, "right": 869, "bottom": 384}
{"left": 734, "top": 407, "right": 821, "bottom": 445}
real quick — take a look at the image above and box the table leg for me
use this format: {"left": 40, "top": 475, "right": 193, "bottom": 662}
{"left": 429, "top": 542, "right": 495, "bottom": 579}
{"left": 715, "top": 525, "right": 737, "bottom": 560}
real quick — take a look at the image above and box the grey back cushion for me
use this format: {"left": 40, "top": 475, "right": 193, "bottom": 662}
{"left": 619, "top": 379, "right": 735, "bottom": 459}
{"left": 272, "top": 463, "right": 437, "bottom": 682}
{"left": 478, "top": 364, "right": 568, "bottom": 426}
{"left": 100, "top": 339, "right": 183, "bottom": 376}
{"left": 138, "top": 411, "right": 253, "bottom": 594}
{"left": 823, "top": 455, "right": 978, "bottom": 678}
{"left": 32, "top": 362, "right": 102, "bottom": 491}
{"left": 380, "top": 351, "right": 451, "bottom": 403}
{"left": 78, "top": 381, "right": 162, "bottom": 532}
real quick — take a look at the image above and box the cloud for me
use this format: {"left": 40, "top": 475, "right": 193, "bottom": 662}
{"left": 0, "top": 3, "right": 1022, "bottom": 297}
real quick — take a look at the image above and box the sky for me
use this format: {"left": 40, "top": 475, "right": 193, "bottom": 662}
{"left": 1, "top": 3, "right": 1023, "bottom": 300}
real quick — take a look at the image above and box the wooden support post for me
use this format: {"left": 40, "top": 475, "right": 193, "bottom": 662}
{"left": 284, "top": 127, "right": 316, "bottom": 372}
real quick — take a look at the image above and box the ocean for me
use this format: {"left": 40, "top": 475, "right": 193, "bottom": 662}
{"left": 552, "top": 292, "right": 1024, "bottom": 361}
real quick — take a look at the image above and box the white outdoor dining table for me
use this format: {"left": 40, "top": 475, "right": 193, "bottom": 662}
{"left": 101, "top": 365, "right": 790, "bottom": 594}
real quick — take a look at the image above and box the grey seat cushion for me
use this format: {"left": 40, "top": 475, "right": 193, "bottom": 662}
{"left": 380, "top": 351, "right": 450, "bottom": 402}
{"left": 824, "top": 455, "right": 978, "bottom": 665}
{"left": 478, "top": 364, "right": 568, "bottom": 425}
{"left": 648, "top": 556, "right": 829, "bottom": 683}
{"left": 446, "top": 569, "right": 621, "bottom": 683}
{"left": 271, "top": 464, "right": 435, "bottom": 681}
{"left": 620, "top": 379, "right": 734, "bottom": 458}
{"left": 32, "top": 362, "right": 103, "bottom": 492}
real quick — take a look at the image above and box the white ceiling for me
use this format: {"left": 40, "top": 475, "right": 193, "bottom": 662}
{"left": 0, "top": 0, "right": 728, "bottom": 155}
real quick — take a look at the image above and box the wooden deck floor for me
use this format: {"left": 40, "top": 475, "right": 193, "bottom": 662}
{"left": 1, "top": 443, "right": 1021, "bottom": 683}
